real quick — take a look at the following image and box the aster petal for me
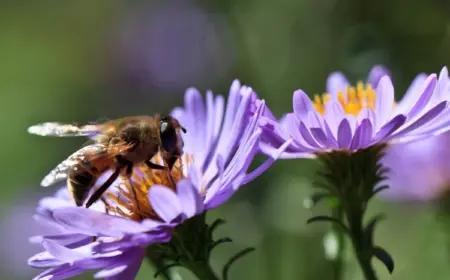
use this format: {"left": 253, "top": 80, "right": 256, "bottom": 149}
{"left": 293, "top": 89, "right": 315, "bottom": 118}
{"left": 350, "top": 119, "right": 374, "bottom": 150}
{"left": 42, "top": 240, "right": 88, "bottom": 264}
{"left": 337, "top": 119, "right": 352, "bottom": 149}
{"left": 375, "top": 76, "right": 394, "bottom": 128}
{"left": 29, "top": 233, "right": 88, "bottom": 245}
{"left": 357, "top": 108, "right": 376, "bottom": 134}
{"left": 367, "top": 65, "right": 391, "bottom": 87}
{"left": 28, "top": 251, "right": 65, "bottom": 268}
{"left": 176, "top": 179, "right": 204, "bottom": 218}
{"left": 52, "top": 207, "right": 150, "bottom": 237}
{"left": 32, "top": 264, "right": 85, "bottom": 280}
{"left": 372, "top": 114, "right": 406, "bottom": 143}
{"left": 310, "top": 127, "right": 331, "bottom": 147}
{"left": 282, "top": 113, "right": 316, "bottom": 150}
{"left": 395, "top": 73, "right": 428, "bottom": 114}
{"left": 94, "top": 248, "right": 144, "bottom": 280}
{"left": 149, "top": 185, "right": 182, "bottom": 223}
{"left": 326, "top": 72, "right": 350, "bottom": 98}
{"left": 388, "top": 101, "right": 448, "bottom": 140}
{"left": 324, "top": 100, "right": 345, "bottom": 137}
{"left": 299, "top": 121, "right": 322, "bottom": 148}
{"left": 405, "top": 74, "right": 437, "bottom": 119}
{"left": 244, "top": 139, "right": 294, "bottom": 184}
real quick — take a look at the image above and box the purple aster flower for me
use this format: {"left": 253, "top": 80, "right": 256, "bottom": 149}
{"left": 381, "top": 130, "right": 450, "bottom": 201}
{"left": 28, "top": 80, "right": 288, "bottom": 279}
{"left": 260, "top": 65, "right": 450, "bottom": 156}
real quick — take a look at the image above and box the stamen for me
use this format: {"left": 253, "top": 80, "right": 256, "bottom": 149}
{"left": 106, "top": 154, "right": 189, "bottom": 222}
{"left": 313, "top": 82, "right": 377, "bottom": 116}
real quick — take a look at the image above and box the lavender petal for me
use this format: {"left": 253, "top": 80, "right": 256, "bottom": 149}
{"left": 293, "top": 89, "right": 315, "bottom": 118}
{"left": 149, "top": 186, "right": 182, "bottom": 223}
{"left": 337, "top": 119, "right": 352, "bottom": 149}
{"left": 367, "top": 65, "right": 391, "bottom": 87}
{"left": 52, "top": 207, "right": 150, "bottom": 237}
{"left": 176, "top": 179, "right": 204, "bottom": 218}
{"left": 406, "top": 74, "right": 437, "bottom": 120}
{"left": 375, "top": 76, "right": 394, "bottom": 128}
{"left": 32, "top": 264, "right": 85, "bottom": 280}
{"left": 371, "top": 114, "right": 406, "bottom": 144}
{"left": 326, "top": 72, "right": 350, "bottom": 98}
{"left": 350, "top": 119, "right": 373, "bottom": 150}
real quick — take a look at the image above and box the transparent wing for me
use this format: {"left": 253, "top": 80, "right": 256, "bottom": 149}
{"left": 40, "top": 144, "right": 108, "bottom": 187}
{"left": 27, "top": 122, "right": 102, "bottom": 137}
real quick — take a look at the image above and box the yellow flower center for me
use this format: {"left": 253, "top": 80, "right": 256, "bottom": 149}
{"left": 105, "top": 154, "right": 192, "bottom": 222}
{"left": 313, "top": 82, "right": 376, "bottom": 116}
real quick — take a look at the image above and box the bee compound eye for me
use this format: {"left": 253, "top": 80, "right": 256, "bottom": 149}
{"left": 160, "top": 121, "right": 168, "bottom": 133}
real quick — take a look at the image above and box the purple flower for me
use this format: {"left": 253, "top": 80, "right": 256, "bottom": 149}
{"left": 260, "top": 65, "right": 450, "bottom": 156}
{"left": 28, "top": 80, "right": 288, "bottom": 279}
{"left": 382, "top": 129, "right": 450, "bottom": 201}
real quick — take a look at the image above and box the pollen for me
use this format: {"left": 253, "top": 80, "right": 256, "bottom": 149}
{"left": 105, "top": 154, "right": 187, "bottom": 222}
{"left": 313, "top": 82, "right": 376, "bottom": 116}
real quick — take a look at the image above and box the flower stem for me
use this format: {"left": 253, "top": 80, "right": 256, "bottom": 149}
{"left": 331, "top": 205, "right": 344, "bottom": 280}
{"left": 355, "top": 252, "right": 377, "bottom": 280}
{"left": 183, "top": 261, "right": 220, "bottom": 280}
{"left": 311, "top": 144, "right": 394, "bottom": 280}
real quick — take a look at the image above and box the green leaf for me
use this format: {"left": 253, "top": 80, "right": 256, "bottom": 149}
{"left": 372, "top": 246, "right": 395, "bottom": 274}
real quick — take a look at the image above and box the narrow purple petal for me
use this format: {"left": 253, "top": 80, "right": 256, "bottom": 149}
{"left": 176, "top": 179, "right": 204, "bottom": 218}
{"left": 395, "top": 73, "right": 427, "bottom": 114}
{"left": 406, "top": 74, "right": 437, "bottom": 119}
{"left": 324, "top": 100, "right": 345, "bottom": 137}
{"left": 371, "top": 114, "right": 406, "bottom": 143}
{"left": 283, "top": 113, "right": 316, "bottom": 150}
{"left": 337, "top": 119, "right": 352, "bottom": 149}
{"left": 326, "top": 72, "right": 350, "bottom": 97}
{"left": 102, "top": 249, "right": 144, "bottom": 280}
{"left": 293, "top": 89, "right": 315, "bottom": 118}
{"left": 375, "top": 76, "right": 394, "bottom": 127}
{"left": 149, "top": 186, "right": 182, "bottom": 223}
{"left": 94, "top": 265, "right": 128, "bottom": 278}
{"left": 244, "top": 139, "right": 293, "bottom": 184}
{"left": 42, "top": 240, "right": 87, "bottom": 264}
{"left": 32, "top": 264, "right": 85, "bottom": 280}
{"left": 387, "top": 101, "right": 447, "bottom": 140}
{"left": 299, "top": 121, "right": 322, "bottom": 148}
{"left": 52, "top": 207, "right": 149, "bottom": 237}
{"left": 28, "top": 251, "right": 64, "bottom": 268}
{"left": 29, "top": 233, "right": 87, "bottom": 245}
{"left": 350, "top": 119, "right": 373, "bottom": 150}
{"left": 367, "top": 65, "right": 391, "bottom": 87}
{"left": 310, "top": 127, "right": 331, "bottom": 147}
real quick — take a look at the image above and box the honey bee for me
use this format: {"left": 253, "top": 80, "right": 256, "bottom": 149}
{"left": 28, "top": 115, "right": 186, "bottom": 208}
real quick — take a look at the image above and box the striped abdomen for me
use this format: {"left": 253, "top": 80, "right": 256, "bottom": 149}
{"left": 67, "top": 163, "right": 98, "bottom": 206}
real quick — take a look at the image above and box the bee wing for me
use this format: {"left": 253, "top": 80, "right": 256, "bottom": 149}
{"left": 27, "top": 122, "right": 102, "bottom": 137}
{"left": 40, "top": 144, "right": 109, "bottom": 187}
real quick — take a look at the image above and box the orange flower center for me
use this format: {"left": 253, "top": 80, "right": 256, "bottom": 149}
{"left": 313, "top": 82, "right": 376, "bottom": 116}
{"left": 105, "top": 154, "right": 193, "bottom": 221}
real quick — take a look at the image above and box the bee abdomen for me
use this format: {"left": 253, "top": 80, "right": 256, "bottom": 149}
{"left": 67, "top": 165, "right": 96, "bottom": 206}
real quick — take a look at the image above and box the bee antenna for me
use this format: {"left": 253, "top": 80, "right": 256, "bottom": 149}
{"left": 181, "top": 126, "right": 187, "bottom": 133}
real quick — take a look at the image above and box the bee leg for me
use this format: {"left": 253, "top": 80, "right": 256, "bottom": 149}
{"left": 145, "top": 161, "right": 166, "bottom": 170}
{"left": 145, "top": 160, "right": 176, "bottom": 187}
{"left": 100, "top": 197, "right": 110, "bottom": 214}
{"left": 125, "top": 163, "right": 141, "bottom": 212}
{"left": 85, "top": 166, "right": 122, "bottom": 208}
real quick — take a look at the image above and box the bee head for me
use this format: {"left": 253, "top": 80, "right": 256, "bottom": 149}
{"left": 159, "top": 115, "right": 186, "bottom": 156}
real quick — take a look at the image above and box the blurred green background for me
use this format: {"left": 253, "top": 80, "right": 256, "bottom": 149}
{"left": 1, "top": 1, "right": 450, "bottom": 279}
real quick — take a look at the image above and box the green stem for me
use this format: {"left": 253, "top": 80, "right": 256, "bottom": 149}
{"left": 354, "top": 250, "right": 377, "bottom": 280}
{"left": 331, "top": 206, "right": 345, "bottom": 280}
{"left": 184, "top": 261, "right": 221, "bottom": 280}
